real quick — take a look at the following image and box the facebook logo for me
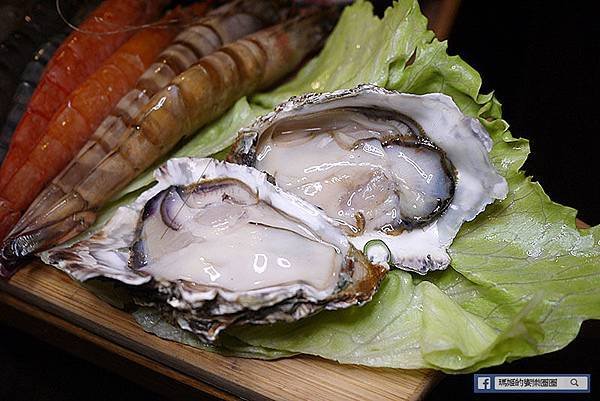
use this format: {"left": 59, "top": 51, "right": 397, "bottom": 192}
{"left": 477, "top": 376, "right": 492, "bottom": 390}
{"left": 474, "top": 374, "right": 590, "bottom": 393}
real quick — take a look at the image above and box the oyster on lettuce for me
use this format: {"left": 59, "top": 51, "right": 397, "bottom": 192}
{"left": 229, "top": 85, "right": 508, "bottom": 273}
{"left": 44, "top": 158, "right": 386, "bottom": 342}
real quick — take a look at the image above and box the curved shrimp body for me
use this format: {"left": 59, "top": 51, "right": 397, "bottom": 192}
{"left": 0, "top": 34, "right": 67, "bottom": 162}
{"left": 0, "top": 0, "right": 169, "bottom": 241}
{"left": 0, "top": 4, "right": 210, "bottom": 239}
{"left": 0, "top": 10, "right": 334, "bottom": 274}
{"left": 0, "top": 0, "right": 169, "bottom": 193}
{"left": 15, "top": 0, "right": 287, "bottom": 237}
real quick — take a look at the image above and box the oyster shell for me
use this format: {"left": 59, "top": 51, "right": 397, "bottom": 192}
{"left": 44, "top": 158, "right": 386, "bottom": 342}
{"left": 229, "top": 85, "right": 508, "bottom": 273}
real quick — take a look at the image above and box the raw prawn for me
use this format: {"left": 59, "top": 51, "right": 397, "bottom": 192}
{"left": 0, "top": 0, "right": 169, "bottom": 240}
{"left": 0, "top": 10, "right": 335, "bottom": 276}
{"left": 0, "top": 4, "right": 210, "bottom": 241}
{"left": 18, "top": 0, "right": 286, "bottom": 233}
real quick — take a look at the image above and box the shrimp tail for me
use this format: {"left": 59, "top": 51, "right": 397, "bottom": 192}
{"left": 0, "top": 209, "right": 96, "bottom": 278}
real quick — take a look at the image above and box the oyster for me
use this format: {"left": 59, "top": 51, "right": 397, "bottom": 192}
{"left": 229, "top": 85, "right": 508, "bottom": 273}
{"left": 44, "top": 158, "right": 386, "bottom": 342}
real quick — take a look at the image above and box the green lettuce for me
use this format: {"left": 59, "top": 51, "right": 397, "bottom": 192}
{"left": 96, "top": 0, "right": 599, "bottom": 372}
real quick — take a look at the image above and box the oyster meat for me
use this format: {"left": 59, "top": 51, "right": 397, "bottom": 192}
{"left": 230, "top": 85, "right": 508, "bottom": 273}
{"left": 44, "top": 158, "right": 386, "bottom": 342}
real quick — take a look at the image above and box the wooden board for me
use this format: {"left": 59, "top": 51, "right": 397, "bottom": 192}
{"left": 1, "top": 218, "right": 589, "bottom": 399}
{"left": 0, "top": 260, "right": 440, "bottom": 401}
{"left": 422, "top": 0, "right": 461, "bottom": 39}
{"left": 1, "top": 223, "right": 588, "bottom": 400}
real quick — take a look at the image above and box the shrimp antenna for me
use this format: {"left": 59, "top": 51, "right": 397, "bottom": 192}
{"left": 55, "top": 0, "right": 197, "bottom": 36}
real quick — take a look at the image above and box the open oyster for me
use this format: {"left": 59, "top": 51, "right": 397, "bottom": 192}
{"left": 44, "top": 158, "right": 386, "bottom": 342}
{"left": 229, "top": 85, "right": 508, "bottom": 273}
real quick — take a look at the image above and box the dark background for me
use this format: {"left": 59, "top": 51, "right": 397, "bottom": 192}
{"left": 1, "top": 1, "right": 598, "bottom": 400}
{"left": 448, "top": 0, "right": 599, "bottom": 227}
{"left": 427, "top": 1, "right": 599, "bottom": 400}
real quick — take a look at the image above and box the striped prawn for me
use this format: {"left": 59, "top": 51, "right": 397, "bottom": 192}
{"left": 0, "top": 0, "right": 169, "bottom": 240}
{"left": 0, "top": 9, "right": 335, "bottom": 276}
{"left": 22, "top": 0, "right": 286, "bottom": 223}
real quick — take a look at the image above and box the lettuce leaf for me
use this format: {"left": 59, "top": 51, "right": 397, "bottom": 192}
{"left": 93, "top": 0, "right": 599, "bottom": 372}
{"left": 228, "top": 0, "right": 600, "bottom": 372}
{"left": 251, "top": 0, "right": 433, "bottom": 108}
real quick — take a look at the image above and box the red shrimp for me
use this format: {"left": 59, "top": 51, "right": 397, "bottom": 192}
{"left": 0, "top": 9, "right": 336, "bottom": 277}
{"left": 0, "top": 0, "right": 170, "bottom": 240}
{"left": 18, "top": 0, "right": 286, "bottom": 235}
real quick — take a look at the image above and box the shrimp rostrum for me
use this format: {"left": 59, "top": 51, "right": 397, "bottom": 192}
{"left": 0, "top": 10, "right": 335, "bottom": 276}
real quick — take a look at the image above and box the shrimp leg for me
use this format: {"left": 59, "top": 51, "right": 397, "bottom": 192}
{"left": 0, "top": 10, "right": 335, "bottom": 276}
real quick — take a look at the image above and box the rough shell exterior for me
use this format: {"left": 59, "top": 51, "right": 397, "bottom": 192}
{"left": 43, "top": 158, "right": 386, "bottom": 342}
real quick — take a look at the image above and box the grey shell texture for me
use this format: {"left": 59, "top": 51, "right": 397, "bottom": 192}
{"left": 43, "top": 158, "right": 386, "bottom": 342}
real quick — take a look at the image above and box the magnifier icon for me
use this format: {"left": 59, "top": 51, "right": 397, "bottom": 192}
{"left": 570, "top": 378, "right": 579, "bottom": 387}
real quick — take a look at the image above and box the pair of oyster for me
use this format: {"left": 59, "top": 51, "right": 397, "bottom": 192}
{"left": 45, "top": 85, "right": 507, "bottom": 342}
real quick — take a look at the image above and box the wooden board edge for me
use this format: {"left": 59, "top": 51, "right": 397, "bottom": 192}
{"left": 423, "top": 0, "right": 462, "bottom": 40}
{"left": 0, "top": 280, "right": 272, "bottom": 401}
{"left": 1, "top": 220, "right": 589, "bottom": 400}
{"left": 411, "top": 370, "right": 444, "bottom": 401}
{"left": 0, "top": 290, "right": 238, "bottom": 401}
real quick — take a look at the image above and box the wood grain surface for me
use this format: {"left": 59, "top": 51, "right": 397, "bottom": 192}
{"left": 0, "top": 219, "right": 588, "bottom": 400}
{"left": 0, "top": 260, "right": 439, "bottom": 401}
